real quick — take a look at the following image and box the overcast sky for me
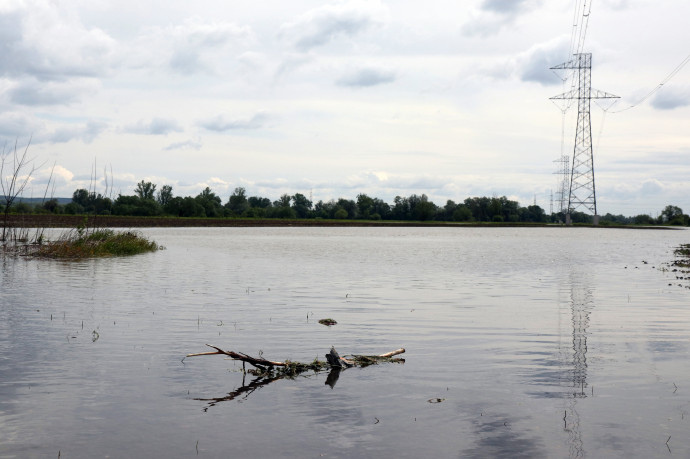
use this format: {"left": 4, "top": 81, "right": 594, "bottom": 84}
{"left": 2, "top": 0, "right": 689, "bottom": 216}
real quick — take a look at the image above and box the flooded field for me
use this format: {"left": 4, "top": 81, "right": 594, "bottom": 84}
{"left": 1, "top": 226, "right": 689, "bottom": 458}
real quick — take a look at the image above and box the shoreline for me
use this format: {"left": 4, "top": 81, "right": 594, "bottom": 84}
{"left": 1, "top": 214, "right": 681, "bottom": 229}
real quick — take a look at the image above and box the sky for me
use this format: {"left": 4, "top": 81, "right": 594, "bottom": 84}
{"left": 1, "top": 0, "right": 689, "bottom": 217}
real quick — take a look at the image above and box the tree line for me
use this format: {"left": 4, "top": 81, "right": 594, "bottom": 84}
{"left": 2, "top": 180, "right": 689, "bottom": 225}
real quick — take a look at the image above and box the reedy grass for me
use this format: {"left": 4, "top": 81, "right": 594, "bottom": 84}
{"left": 27, "top": 229, "right": 159, "bottom": 258}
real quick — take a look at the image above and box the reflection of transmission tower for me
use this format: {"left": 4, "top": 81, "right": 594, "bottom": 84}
{"left": 550, "top": 53, "right": 618, "bottom": 225}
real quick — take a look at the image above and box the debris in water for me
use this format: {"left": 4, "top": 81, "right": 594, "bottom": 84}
{"left": 318, "top": 318, "right": 337, "bottom": 326}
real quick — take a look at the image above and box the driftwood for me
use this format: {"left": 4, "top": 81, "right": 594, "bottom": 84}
{"left": 187, "top": 345, "right": 406, "bottom": 409}
{"left": 186, "top": 344, "right": 405, "bottom": 377}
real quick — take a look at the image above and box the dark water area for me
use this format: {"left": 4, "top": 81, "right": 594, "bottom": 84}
{"left": 1, "top": 227, "right": 689, "bottom": 458}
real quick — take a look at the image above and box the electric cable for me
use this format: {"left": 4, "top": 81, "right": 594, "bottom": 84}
{"left": 611, "top": 52, "right": 690, "bottom": 113}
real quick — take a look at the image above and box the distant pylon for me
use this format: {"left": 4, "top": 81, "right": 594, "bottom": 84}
{"left": 553, "top": 154, "right": 569, "bottom": 215}
{"left": 550, "top": 53, "right": 618, "bottom": 224}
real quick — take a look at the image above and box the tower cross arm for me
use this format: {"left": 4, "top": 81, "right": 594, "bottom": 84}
{"left": 550, "top": 60, "right": 578, "bottom": 70}
{"left": 550, "top": 88, "right": 619, "bottom": 100}
{"left": 590, "top": 88, "right": 619, "bottom": 99}
{"left": 550, "top": 89, "right": 578, "bottom": 100}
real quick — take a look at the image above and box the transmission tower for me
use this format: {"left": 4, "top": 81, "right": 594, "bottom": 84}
{"left": 550, "top": 53, "right": 618, "bottom": 225}
{"left": 553, "top": 154, "right": 570, "bottom": 215}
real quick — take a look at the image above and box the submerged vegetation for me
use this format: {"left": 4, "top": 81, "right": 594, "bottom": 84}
{"left": 2, "top": 225, "right": 160, "bottom": 259}
{"left": 28, "top": 229, "right": 159, "bottom": 259}
{"left": 673, "top": 244, "right": 690, "bottom": 269}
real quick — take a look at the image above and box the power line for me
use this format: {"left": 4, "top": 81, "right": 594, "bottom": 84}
{"left": 611, "top": 52, "right": 690, "bottom": 113}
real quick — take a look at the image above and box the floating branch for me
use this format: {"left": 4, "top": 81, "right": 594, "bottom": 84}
{"left": 187, "top": 345, "right": 406, "bottom": 410}
{"left": 186, "top": 344, "right": 405, "bottom": 377}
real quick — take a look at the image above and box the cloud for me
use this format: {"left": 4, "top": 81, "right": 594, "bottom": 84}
{"left": 8, "top": 78, "right": 100, "bottom": 106}
{"left": 601, "top": 0, "right": 632, "bottom": 10}
{"left": 0, "top": 113, "right": 37, "bottom": 139}
{"left": 462, "top": 0, "right": 541, "bottom": 37}
{"left": 480, "top": 0, "right": 532, "bottom": 14}
{"left": 650, "top": 87, "right": 690, "bottom": 110}
{"left": 163, "top": 137, "right": 203, "bottom": 151}
{"left": 197, "top": 111, "right": 271, "bottom": 132}
{"left": 30, "top": 164, "right": 75, "bottom": 187}
{"left": 123, "top": 118, "right": 183, "bottom": 135}
{"left": 133, "top": 17, "right": 253, "bottom": 75}
{"left": 279, "top": 1, "right": 388, "bottom": 50}
{"left": 42, "top": 120, "right": 107, "bottom": 144}
{"left": 515, "top": 36, "right": 570, "bottom": 85}
{"left": 640, "top": 179, "right": 664, "bottom": 194}
{"left": 0, "top": 2, "right": 116, "bottom": 81}
{"left": 336, "top": 67, "right": 396, "bottom": 87}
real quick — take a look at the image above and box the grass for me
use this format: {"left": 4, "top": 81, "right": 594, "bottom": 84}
{"left": 26, "top": 229, "right": 160, "bottom": 259}
{"left": 673, "top": 244, "right": 690, "bottom": 268}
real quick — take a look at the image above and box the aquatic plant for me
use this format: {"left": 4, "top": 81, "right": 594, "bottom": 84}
{"left": 24, "top": 229, "right": 160, "bottom": 258}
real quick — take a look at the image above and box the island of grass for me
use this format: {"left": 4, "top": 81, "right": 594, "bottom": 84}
{"left": 8, "top": 228, "right": 160, "bottom": 259}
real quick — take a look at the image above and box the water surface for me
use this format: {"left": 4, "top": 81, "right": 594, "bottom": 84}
{"left": 1, "top": 227, "right": 689, "bottom": 458}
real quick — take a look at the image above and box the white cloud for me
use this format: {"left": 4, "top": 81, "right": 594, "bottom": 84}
{"left": 8, "top": 78, "right": 100, "bottom": 106}
{"left": 278, "top": 0, "right": 388, "bottom": 50}
{"left": 42, "top": 120, "right": 107, "bottom": 144}
{"left": 198, "top": 111, "right": 271, "bottom": 132}
{"left": 131, "top": 16, "right": 254, "bottom": 75}
{"left": 336, "top": 67, "right": 396, "bottom": 87}
{"left": 163, "top": 137, "right": 202, "bottom": 151}
{"left": 462, "top": 0, "right": 542, "bottom": 37}
{"left": 123, "top": 118, "right": 183, "bottom": 135}
{"left": 650, "top": 86, "right": 690, "bottom": 110}
{"left": 515, "top": 36, "right": 570, "bottom": 85}
{"left": 0, "top": 1, "right": 116, "bottom": 80}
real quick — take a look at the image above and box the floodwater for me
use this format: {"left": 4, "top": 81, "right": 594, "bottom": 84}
{"left": 1, "top": 226, "right": 690, "bottom": 458}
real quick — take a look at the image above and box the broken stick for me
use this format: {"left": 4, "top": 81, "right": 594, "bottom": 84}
{"left": 186, "top": 344, "right": 405, "bottom": 376}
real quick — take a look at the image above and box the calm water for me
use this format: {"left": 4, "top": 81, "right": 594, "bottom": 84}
{"left": 1, "top": 226, "right": 690, "bottom": 458}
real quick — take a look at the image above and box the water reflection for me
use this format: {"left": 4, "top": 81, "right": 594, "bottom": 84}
{"left": 194, "top": 373, "right": 283, "bottom": 411}
{"left": 563, "top": 270, "right": 594, "bottom": 459}
{"left": 568, "top": 270, "right": 592, "bottom": 399}
{"left": 194, "top": 367, "right": 347, "bottom": 411}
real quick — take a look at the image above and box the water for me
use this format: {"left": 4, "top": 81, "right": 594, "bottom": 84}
{"left": 1, "top": 226, "right": 689, "bottom": 458}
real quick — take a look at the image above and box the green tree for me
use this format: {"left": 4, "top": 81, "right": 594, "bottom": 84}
{"left": 291, "top": 193, "right": 312, "bottom": 218}
{"left": 164, "top": 196, "right": 206, "bottom": 217}
{"left": 661, "top": 205, "right": 684, "bottom": 224}
{"left": 135, "top": 181, "right": 157, "bottom": 201}
{"left": 157, "top": 185, "right": 173, "bottom": 206}
{"left": 248, "top": 196, "right": 271, "bottom": 209}
{"left": 72, "top": 189, "right": 91, "bottom": 208}
{"left": 453, "top": 205, "right": 472, "bottom": 222}
{"left": 195, "top": 187, "right": 223, "bottom": 217}
{"left": 409, "top": 194, "right": 436, "bottom": 221}
{"left": 336, "top": 198, "right": 357, "bottom": 219}
{"left": 391, "top": 196, "right": 410, "bottom": 220}
{"left": 274, "top": 194, "right": 291, "bottom": 208}
{"left": 633, "top": 214, "right": 654, "bottom": 225}
{"left": 113, "top": 195, "right": 161, "bottom": 216}
{"left": 226, "top": 187, "right": 250, "bottom": 215}
{"left": 357, "top": 194, "right": 374, "bottom": 219}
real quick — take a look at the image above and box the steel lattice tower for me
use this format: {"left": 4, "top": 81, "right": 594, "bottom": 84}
{"left": 550, "top": 53, "right": 618, "bottom": 224}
